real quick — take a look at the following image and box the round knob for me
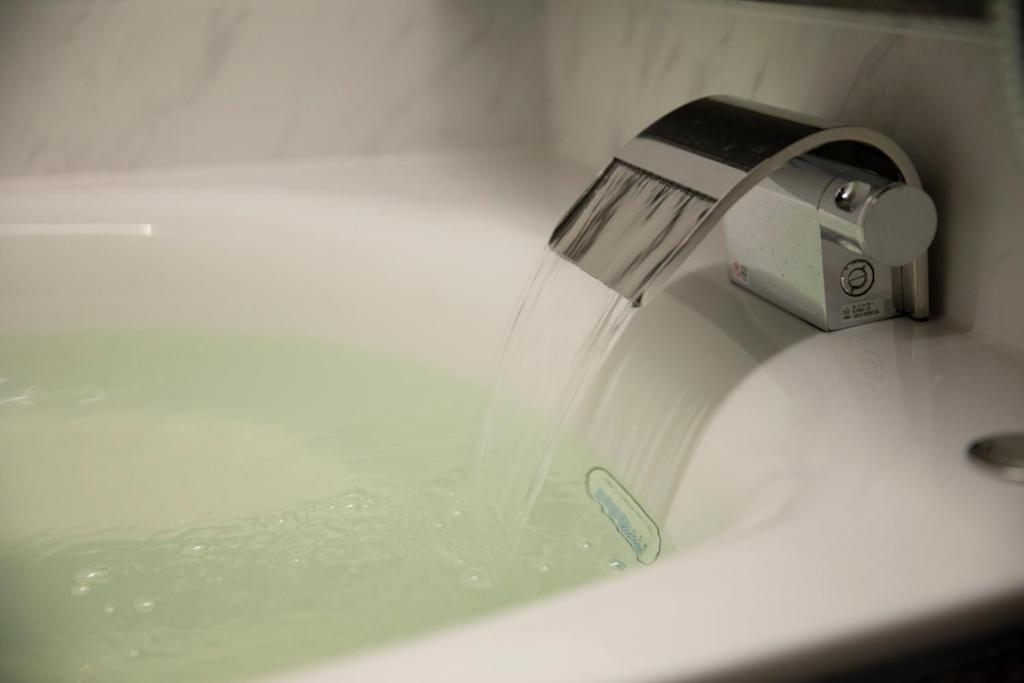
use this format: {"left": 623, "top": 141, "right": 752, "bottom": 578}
{"left": 821, "top": 178, "right": 937, "bottom": 267}
{"left": 859, "top": 184, "right": 937, "bottom": 266}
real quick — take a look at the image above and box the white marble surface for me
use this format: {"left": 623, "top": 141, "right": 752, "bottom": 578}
{"left": 544, "top": 0, "right": 1024, "bottom": 358}
{"left": 0, "top": 0, "right": 544, "bottom": 174}
{"left": 1, "top": 0, "right": 1020, "bottom": 354}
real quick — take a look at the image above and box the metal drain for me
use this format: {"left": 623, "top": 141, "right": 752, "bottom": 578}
{"left": 968, "top": 433, "right": 1024, "bottom": 483}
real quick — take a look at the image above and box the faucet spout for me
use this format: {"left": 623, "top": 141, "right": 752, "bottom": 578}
{"left": 548, "top": 96, "right": 937, "bottom": 331}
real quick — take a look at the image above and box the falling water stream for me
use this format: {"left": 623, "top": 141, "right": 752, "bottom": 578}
{"left": 472, "top": 253, "right": 634, "bottom": 533}
{"left": 474, "top": 163, "right": 716, "bottom": 534}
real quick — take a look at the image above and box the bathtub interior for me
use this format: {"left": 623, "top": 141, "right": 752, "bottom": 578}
{"left": 2, "top": 153, "right": 1023, "bottom": 683}
{"left": 0, "top": 153, "right": 778, "bottom": 676}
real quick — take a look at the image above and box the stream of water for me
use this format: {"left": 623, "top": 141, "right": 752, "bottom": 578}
{"left": 474, "top": 162, "right": 716, "bottom": 534}
{"left": 472, "top": 252, "right": 634, "bottom": 533}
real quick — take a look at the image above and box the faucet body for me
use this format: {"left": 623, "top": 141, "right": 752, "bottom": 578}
{"left": 719, "top": 155, "right": 931, "bottom": 330}
{"left": 550, "top": 96, "right": 937, "bottom": 331}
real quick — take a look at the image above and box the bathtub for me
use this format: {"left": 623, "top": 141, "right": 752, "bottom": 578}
{"left": 1, "top": 151, "right": 1023, "bottom": 682}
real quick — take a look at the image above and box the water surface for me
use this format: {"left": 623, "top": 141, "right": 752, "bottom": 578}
{"left": 0, "top": 332, "right": 636, "bottom": 683}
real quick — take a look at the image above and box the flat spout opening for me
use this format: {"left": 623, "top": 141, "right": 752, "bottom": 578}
{"left": 549, "top": 122, "right": 929, "bottom": 319}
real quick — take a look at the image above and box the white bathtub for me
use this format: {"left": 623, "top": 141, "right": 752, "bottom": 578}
{"left": 1, "top": 151, "right": 1022, "bottom": 682}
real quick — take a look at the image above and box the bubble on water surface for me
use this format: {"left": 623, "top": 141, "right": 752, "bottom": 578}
{"left": 133, "top": 598, "right": 156, "bottom": 614}
{"left": 182, "top": 543, "right": 210, "bottom": 556}
{"left": 460, "top": 570, "right": 492, "bottom": 589}
{"left": 102, "top": 603, "right": 116, "bottom": 615}
{"left": 606, "top": 559, "right": 627, "bottom": 572}
{"left": 75, "top": 566, "right": 112, "bottom": 585}
{"left": 70, "top": 584, "right": 92, "bottom": 597}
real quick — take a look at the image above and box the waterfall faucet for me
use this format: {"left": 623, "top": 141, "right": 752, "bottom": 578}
{"left": 549, "top": 96, "right": 937, "bottom": 332}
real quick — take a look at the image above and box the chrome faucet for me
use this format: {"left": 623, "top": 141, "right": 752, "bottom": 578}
{"left": 549, "top": 96, "right": 937, "bottom": 331}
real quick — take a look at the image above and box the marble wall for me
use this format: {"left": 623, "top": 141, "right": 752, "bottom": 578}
{"left": 0, "top": 0, "right": 545, "bottom": 175}
{"left": 1, "top": 0, "right": 1020, "bottom": 353}
{"left": 543, "top": 0, "right": 1024, "bottom": 356}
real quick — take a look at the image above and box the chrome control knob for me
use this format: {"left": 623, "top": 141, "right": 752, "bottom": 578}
{"left": 820, "top": 177, "right": 937, "bottom": 267}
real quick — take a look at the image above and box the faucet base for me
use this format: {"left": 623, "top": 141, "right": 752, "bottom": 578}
{"left": 723, "top": 155, "right": 902, "bottom": 332}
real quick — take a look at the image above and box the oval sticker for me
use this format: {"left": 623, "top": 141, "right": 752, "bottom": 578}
{"left": 586, "top": 467, "right": 661, "bottom": 564}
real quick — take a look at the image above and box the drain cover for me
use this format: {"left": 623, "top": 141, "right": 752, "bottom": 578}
{"left": 968, "top": 433, "right": 1024, "bottom": 483}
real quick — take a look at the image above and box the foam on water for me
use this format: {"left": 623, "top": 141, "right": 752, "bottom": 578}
{"left": 0, "top": 332, "right": 635, "bottom": 683}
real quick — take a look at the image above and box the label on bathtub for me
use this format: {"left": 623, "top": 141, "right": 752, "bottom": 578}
{"left": 731, "top": 261, "right": 750, "bottom": 286}
{"left": 840, "top": 298, "right": 883, "bottom": 323}
{"left": 586, "top": 467, "right": 661, "bottom": 565}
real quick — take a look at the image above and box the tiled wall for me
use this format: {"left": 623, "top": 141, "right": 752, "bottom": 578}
{"left": 543, "top": 0, "right": 1024, "bottom": 356}
{"left": 0, "top": 0, "right": 545, "bottom": 175}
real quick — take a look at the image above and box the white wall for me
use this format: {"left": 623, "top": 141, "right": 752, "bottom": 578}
{"left": 0, "top": 0, "right": 545, "bottom": 175}
{"left": 1, "top": 0, "right": 1021, "bottom": 354}
{"left": 543, "top": 0, "right": 1024, "bottom": 357}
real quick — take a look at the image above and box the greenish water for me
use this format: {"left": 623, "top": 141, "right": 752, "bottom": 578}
{"left": 0, "top": 332, "right": 639, "bottom": 683}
